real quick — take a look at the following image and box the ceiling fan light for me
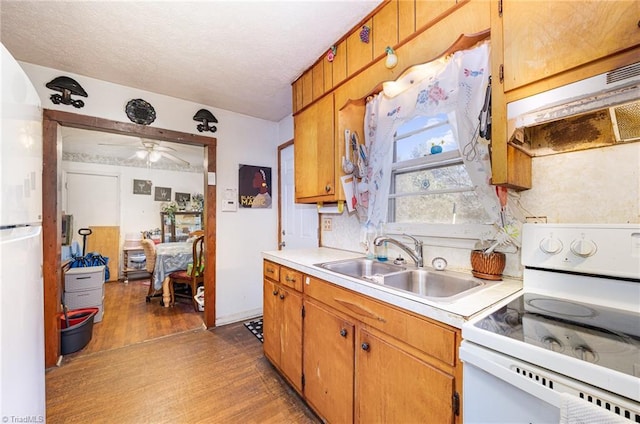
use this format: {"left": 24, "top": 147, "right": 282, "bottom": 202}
{"left": 149, "top": 151, "right": 162, "bottom": 162}
{"left": 135, "top": 150, "right": 147, "bottom": 159}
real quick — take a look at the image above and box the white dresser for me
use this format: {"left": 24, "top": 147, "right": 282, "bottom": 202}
{"left": 64, "top": 265, "right": 105, "bottom": 322}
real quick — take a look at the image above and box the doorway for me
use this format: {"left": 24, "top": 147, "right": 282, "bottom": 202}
{"left": 42, "top": 109, "right": 217, "bottom": 367}
{"left": 278, "top": 142, "right": 318, "bottom": 250}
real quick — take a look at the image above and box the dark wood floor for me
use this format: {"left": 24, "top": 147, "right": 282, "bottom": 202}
{"left": 49, "top": 280, "right": 320, "bottom": 423}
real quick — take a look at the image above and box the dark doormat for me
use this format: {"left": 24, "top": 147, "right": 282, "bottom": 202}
{"left": 244, "top": 317, "right": 263, "bottom": 343}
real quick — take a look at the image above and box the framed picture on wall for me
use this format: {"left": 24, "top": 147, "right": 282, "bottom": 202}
{"left": 239, "top": 164, "right": 272, "bottom": 208}
{"left": 133, "top": 179, "right": 152, "bottom": 195}
{"left": 175, "top": 192, "right": 190, "bottom": 203}
{"left": 154, "top": 186, "right": 172, "bottom": 201}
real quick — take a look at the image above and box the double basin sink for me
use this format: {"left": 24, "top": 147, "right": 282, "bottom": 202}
{"left": 315, "top": 257, "right": 489, "bottom": 302}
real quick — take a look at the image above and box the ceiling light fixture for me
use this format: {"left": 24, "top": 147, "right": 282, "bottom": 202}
{"left": 148, "top": 151, "right": 162, "bottom": 162}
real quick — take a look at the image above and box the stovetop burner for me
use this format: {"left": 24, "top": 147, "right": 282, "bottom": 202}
{"left": 526, "top": 297, "right": 596, "bottom": 318}
{"left": 474, "top": 293, "right": 640, "bottom": 378}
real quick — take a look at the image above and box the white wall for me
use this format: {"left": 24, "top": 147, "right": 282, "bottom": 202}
{"left": 21, "top": 62, "right": 280, "bottom": 325}
{"left": 62, "top": 160, "right": 203, "bottom": 248}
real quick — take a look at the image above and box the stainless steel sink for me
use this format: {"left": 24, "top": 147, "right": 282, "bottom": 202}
{"left": 315, "top": 258, "right": 406, "bottom": 279}
{"left": 382, "top": 269, "right": 485, "bottom": 300}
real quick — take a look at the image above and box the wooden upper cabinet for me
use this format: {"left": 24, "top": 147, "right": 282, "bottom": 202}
{"left": 415, "top": 0, "right": 458, "bottom": 30}
{"left": 323, "top": 54, "right": 333, "bottom": 93}
{"left": 373, "top": 0, "right": 399, "bottom": 59}
{"left": 347, "top": 19, "right": 374, "bottom": 76}
{"left": 312, "top": 61, "right": 324, "bottom": 101}
{"left": 332, "top": 40, "right": 348, "bottom": 86}
{"left": 398, "top": 0, "right": 415, "bottom": 41}
{"left": 302, "top": 71, "right": 313, "bottom": 108}
{"left": 501, "top": 0, "right": 640, "bottom": 92}
{"left": 294, "top": 93, "right": 336, "bottom": 202}
{"left": 291, "top": 78, "right": 303, "bottom": 114}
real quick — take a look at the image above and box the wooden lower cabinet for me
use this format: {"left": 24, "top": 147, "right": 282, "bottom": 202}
{"left": 298, "top": 275, "right": 461, "bottom": 423}
{"left": 356, "top": 328, "right": 455, "bottom": 423}
{"left": 303, "top": 299, "right": 355, "bottom": 423}
{"left": 263, "top": 278, "right": 303, "bottom": 393}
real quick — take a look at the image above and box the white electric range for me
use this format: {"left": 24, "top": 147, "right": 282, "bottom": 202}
{"left": 460, "top": 224, "right": 640, "bottom": 423}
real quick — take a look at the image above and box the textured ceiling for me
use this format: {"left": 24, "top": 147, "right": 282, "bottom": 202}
{"left": 0, "top": 0, "right": 382, "bottom": 122}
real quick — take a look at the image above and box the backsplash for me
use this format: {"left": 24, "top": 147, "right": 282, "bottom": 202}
{"left": 321, "top": 142, "right": 640, "bottom": 279}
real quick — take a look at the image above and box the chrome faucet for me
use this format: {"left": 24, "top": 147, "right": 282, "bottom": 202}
{"left": 373, "top": 234, "right": 424, "bottom": 267}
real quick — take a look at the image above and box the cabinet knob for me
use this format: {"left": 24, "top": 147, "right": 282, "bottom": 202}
{"left": 325, "top": 184, "right": 331, "bottom": 193}
{"left": 361, "top": 342, "right": 370, "bottom": 351}
{"left": 266, "top": 268, "right": 274, "bottom": 274}
{"left": 340, "top": 328, "right": 348, "bottom": 337}
{"left": 279, "top": 294, "right": 285, "bottom": 300}
{"left": 272, "top": 290, "right": 279, "bottom": 296}
{"left": 286, "top": 275, "right": 296, "bottom": 283}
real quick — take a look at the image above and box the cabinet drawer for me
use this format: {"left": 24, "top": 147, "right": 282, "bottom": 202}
{"left": 263, "top": 260, "right": 280, "bottom": 282}
{"left": 65, "top": 266, "right": 105, "bottom": 292}
{"left": 304, "top": 276, "right": 457, "bottom": 366}
{"left": 280, "top": 266, "right": 303, "bottom": 292}
{"left": 65, "top": 286, "right": 104, "bottom": 310}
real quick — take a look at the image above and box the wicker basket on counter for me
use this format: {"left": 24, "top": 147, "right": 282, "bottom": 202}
{"left": 470, "top": 249, "right": 506, "bottom": 281}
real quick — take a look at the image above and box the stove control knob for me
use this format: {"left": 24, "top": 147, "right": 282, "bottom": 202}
{"left": 542, "top": 336, "right": 563, "bottom": 352}
{"left": 540, "top": 237, "right": 563, "bottom": 254}
{"left": 573, "top": 345, "right": 597, "bottom": 363}
{"left": 570, "top": 239, "right": 597, "bottom": 258}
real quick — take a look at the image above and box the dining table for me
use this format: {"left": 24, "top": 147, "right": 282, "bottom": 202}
{"left": 152, "top": 241, "right": 193, "bottom": 307}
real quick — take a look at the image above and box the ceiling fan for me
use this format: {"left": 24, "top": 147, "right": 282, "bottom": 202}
{"left": 99, "top": 139, "right": 189, "bottom": 165}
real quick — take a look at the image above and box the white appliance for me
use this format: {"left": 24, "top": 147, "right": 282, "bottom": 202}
{"left": 0, "top": 43, "right": 45, "bottom": 419}
{"left": 460, "top": 224, "right": 640, "bottom": 423}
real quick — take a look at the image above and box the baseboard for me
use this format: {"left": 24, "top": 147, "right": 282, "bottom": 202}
{"left": 215, "top": 307, "right": 263, "bottom": 326}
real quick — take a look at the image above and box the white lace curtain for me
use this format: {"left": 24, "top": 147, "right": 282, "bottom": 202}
{"left": 362, "top": 42, "right": 521, "bottom": 243}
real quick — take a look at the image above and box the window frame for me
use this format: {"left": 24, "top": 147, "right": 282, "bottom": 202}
{"left": 385, "top": 116, "right": 494, "bottom": 245}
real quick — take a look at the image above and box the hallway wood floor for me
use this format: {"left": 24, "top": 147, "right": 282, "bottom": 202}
{"left": 65, "top": 279, "right": 204, "bottom": 358}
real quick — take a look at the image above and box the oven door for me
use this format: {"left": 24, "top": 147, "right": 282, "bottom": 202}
{"left": 460, "top": 340, "right": 638, "bottom": 423}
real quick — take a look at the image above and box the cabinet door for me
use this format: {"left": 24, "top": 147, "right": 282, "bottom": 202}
{"left": 502, "top": 1, "right": 640, "bottom": 92}
{"left": 294, "top": 93, "right": 335, "bottom": 202}
{"left": 263, "top": 279, "right": 281, "bottom": 365}
{"left": 280, "top": 286, "right": 303, "bottom": 392}
{"left": 303, "top": 300, "right": 355, "bottom": 424}
{"left": 355, "top": 329, "right": 455, "bottom": 424}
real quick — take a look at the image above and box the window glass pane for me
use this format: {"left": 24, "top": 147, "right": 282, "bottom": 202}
{"left": 394, "top": 114, "right": 457, "bottom": 162}
{"left": 391, "top": 192, "right": 490, "bottom": 224}
{"left": 393, "top": 164, "right": 471, "bottom": 194}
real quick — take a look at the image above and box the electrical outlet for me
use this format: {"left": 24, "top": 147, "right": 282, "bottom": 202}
{"left": 322, "top": 217, "right": 332, "bottom": 231}
{"left": 526, "top": 216, "right": 548, "bottom": 224}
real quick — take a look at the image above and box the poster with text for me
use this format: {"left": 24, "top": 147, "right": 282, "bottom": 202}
{"left": 238, "top": 164, "right": 272, "bottom": 208}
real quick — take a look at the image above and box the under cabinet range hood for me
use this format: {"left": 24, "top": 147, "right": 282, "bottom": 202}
{"left": 507, "top": 61, "right": 640, "bottom": 155}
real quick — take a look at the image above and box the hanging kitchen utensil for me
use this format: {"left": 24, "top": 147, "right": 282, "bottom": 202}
{"left": 479, "top": 76, "right": 492, "bottom": 140}
{"left": 496, "top": 186, "right": 508, "bottom": 228}
{"left": 342, "top": 129, "right": 355, "bottom": 174}
{"left": 352, "top": 132, "right": 364, "bottom": 178}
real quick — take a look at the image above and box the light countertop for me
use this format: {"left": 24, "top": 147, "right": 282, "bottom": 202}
{"left": 263, "top": 247, "right": 523, "bottom": 329}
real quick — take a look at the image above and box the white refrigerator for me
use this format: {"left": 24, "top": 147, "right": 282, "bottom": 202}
{"left": 0, "top": 43, "right": 45, "bottom": 419}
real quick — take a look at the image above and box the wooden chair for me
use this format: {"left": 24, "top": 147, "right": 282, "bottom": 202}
{"left": 189, "top": 229, "right": 204, "bottom": 238}
{"left": 168, "top": 235, "right": 205, "bottom": 311}
{"left": 141, "top": 239, "right": 160, "bottom": 303}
